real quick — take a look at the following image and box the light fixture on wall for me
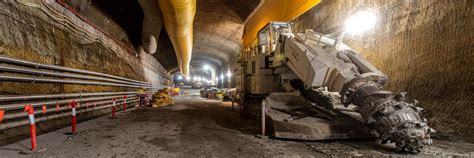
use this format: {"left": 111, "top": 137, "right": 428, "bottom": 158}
{"left": 335, "top": 9, "right": 378, "bottom": 48}
{"left": 344, "top": 9, "right": 377, "bottom": 35}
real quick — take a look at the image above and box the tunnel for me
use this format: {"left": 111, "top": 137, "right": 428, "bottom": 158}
{"left": 0, "top": 0, "right": 473, "bottom": 157}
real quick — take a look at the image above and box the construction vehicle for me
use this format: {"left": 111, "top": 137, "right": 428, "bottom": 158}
{"left": 236, "top": 22, "right": 434, "bottom": 153}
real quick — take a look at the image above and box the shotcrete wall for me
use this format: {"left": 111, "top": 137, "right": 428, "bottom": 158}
{"left": 0, "top": 1, "right": 168, "bottom": 95}
{"left": 292, "top": 0, "right": 473, "bottom": 142}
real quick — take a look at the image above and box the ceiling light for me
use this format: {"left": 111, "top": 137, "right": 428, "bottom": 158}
{"left": 203, "top": 65, "right": 211, "bottom": 70}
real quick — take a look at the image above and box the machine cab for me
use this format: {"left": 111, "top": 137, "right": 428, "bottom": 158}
{"left": 257, "top": 22, "right": 292, "bottom": 55}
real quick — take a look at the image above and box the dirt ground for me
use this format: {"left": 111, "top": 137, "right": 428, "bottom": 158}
{"left": 1, "top": 89, "right": 473, "bottom": 157}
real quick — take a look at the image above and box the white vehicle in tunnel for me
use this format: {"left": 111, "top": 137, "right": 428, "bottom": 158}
{"left": 236, "top": 22, "right": 434, "bottom": 153}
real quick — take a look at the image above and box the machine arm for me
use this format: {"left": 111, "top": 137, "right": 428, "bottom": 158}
{"left": 278, "top": 30, "right": 434, "bottom": 152}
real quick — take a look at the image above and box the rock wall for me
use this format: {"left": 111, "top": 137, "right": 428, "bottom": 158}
{"left": 292, "top": 0, "right": 473, "bottom": 142}
{"left": 62, "top": 0, "right": 137, "bottom": 49}
{"left": 0, "top": 1, "right": 168, "bottom": 95}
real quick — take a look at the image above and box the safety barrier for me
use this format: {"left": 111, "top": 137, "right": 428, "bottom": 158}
{"left": 2, "top": 93, "right": 152, "bottom": 136}
{"left": 0, "top": 55, "right": 160, "bottom": 151}
{"left": 0, "top": 92, "right": 152, "bottom": 151}
{"left": 111, "top": 98, "right": 117, "bottom": 119}
{"left": 8, "top": 94, "right": 150, "bottom": 151}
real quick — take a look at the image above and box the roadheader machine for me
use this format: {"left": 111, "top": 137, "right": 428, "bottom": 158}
{"left": 235, "top": 22, "right": 434, "bottom": 152}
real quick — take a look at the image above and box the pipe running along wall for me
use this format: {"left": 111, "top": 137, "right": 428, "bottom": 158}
{"left": 242, "top": 0, "right": 321, "bottom": 48}
{"left": 158, "top": 0, "right": 196, "bottom": 76}
{"left": 0, "top": 56, "right": 157, "bottom": 131}
{"left": 0, "top": 56, "right": 163, "bottom": 89}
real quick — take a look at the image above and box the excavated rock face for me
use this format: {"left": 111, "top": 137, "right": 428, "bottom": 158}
{"left": 293, "top": 0, "right": 474, "bottom": 142}
{"left": 0, "top": 1, "right": 167, "bottom": 95}
{"left": 0, "top": 0, "right": 262, "bottom": 92}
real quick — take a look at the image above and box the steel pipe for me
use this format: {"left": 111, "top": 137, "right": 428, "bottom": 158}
{"left": 0, "top": 75, "right": 149, "bottom": 88}
{"left": 0, "top": 93, "right": 140, "bottom": 111}
{"left": 3, "top": 98, "right": 139, "bottom": 120}
{"left": 0, "top": 65, "right": 152, "bottom": 87}
{"left": 0, "top": 55, "right": 149, "bottom": 85}
{"left": 0, "top": 55, "right": 159, "bottom": 131}
{"left": 0, "top": 91, "right": 137, "bottom": 102}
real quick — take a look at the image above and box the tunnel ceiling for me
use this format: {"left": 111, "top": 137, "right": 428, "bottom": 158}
{"left": 192, "top": 0, "right": 260, "bottom": 70}
{"left": 90, "top": 0, "right": 260, "bottom": 73}
{"left": 90, "top": 0, "right": 144, "bottom": 48}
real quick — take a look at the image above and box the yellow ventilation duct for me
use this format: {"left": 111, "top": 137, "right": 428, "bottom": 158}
{"left": 159, "top": 0, "right": 196, "bottom": 76}
{"left": 242, "top": 0, "right": 321, "bottom": 48}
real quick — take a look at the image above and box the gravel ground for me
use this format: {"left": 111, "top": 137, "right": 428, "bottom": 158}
{"left": 0, "top": 89, "right": 473, "bottom": 157}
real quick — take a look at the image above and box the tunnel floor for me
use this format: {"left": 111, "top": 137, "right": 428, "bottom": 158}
{"left": 1, "top": 90, "right": 473, "bottom": 157}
